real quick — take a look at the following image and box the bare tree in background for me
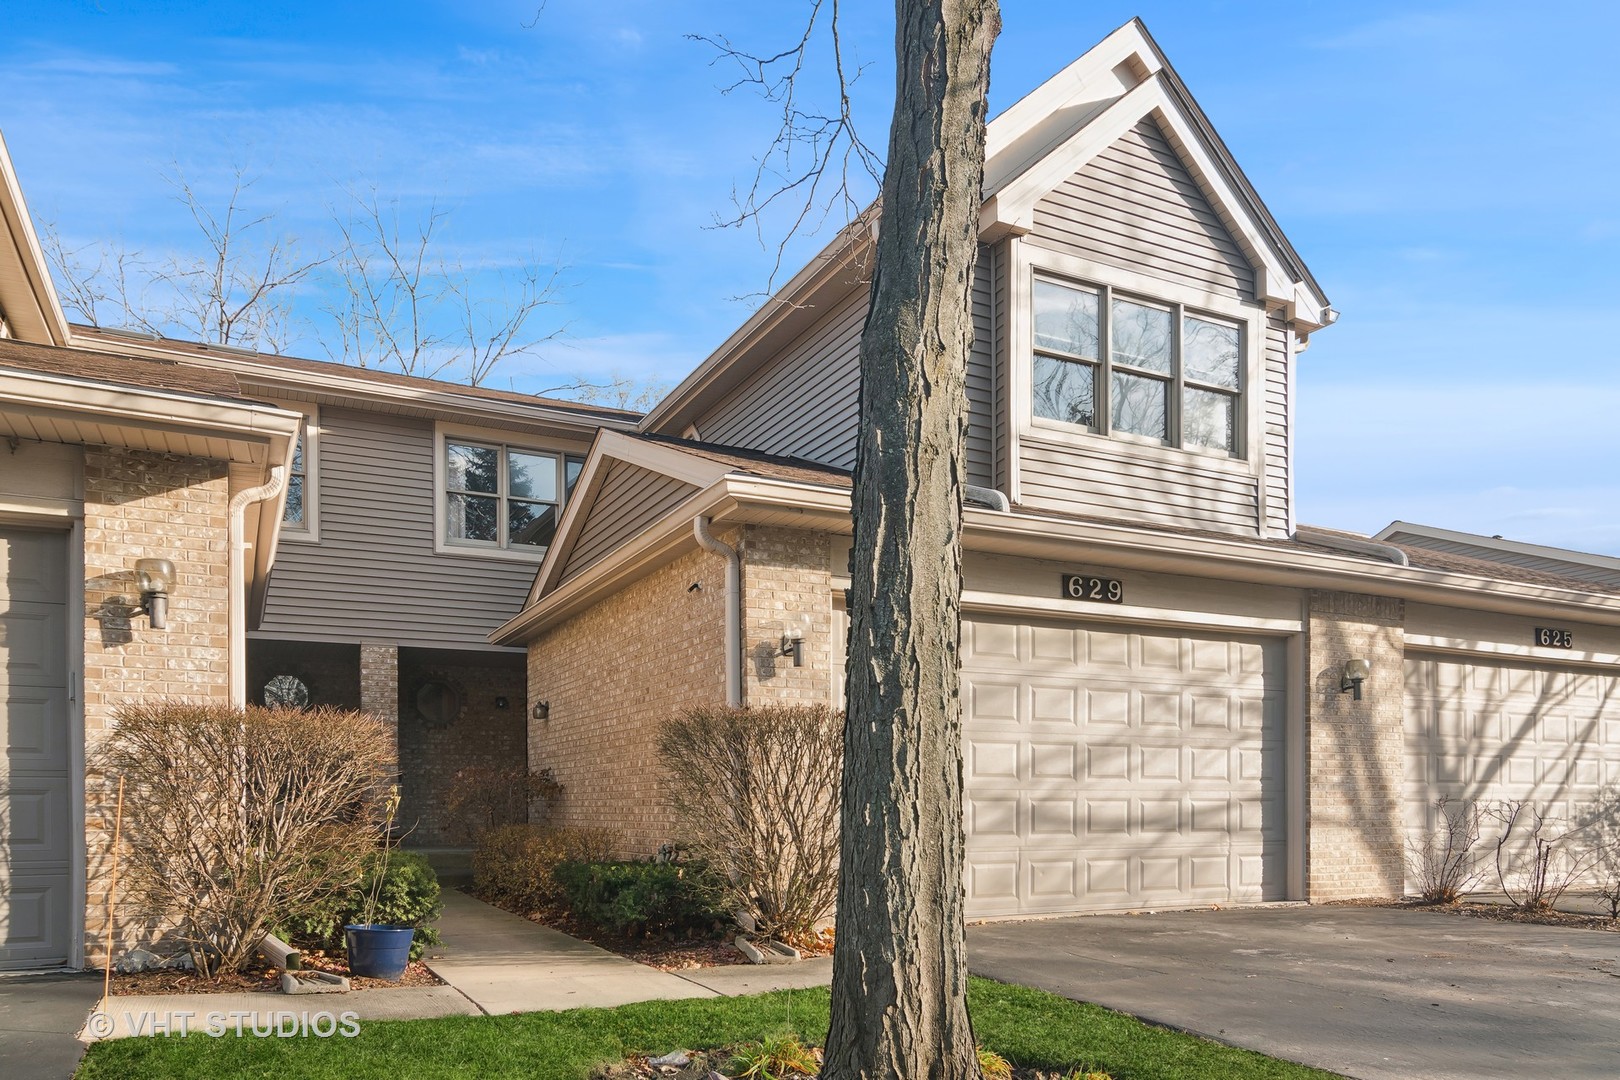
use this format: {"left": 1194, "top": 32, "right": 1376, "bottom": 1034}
{"left": 41, "top": 166, "right": 322, "bottom": 353}
{"left": 325, "top": 190, "right": 567, "bottom": 385}
{"left": 701, "top": 1, "right": 999, "bottom": 1073}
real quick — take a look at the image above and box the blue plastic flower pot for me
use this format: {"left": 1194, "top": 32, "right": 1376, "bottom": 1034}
{"left": 343, "top": 924, "right": 415, "bottom": 980}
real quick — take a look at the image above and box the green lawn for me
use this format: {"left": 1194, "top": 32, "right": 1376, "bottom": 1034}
{"left": 76, "top": 977, "right": 1343, "bottom": 1080}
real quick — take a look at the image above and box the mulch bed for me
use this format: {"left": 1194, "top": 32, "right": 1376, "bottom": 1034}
{"left": 483, "top": 891, "right": 834, "bottom": 972}
{"left": 109, "top": 952, "right": 443, "bottom": 995}
{"left": 1325, "top": 895, "right": 1620, "bottom": 932}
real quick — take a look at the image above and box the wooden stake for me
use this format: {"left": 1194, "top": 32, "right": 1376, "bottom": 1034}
{"left": 102, "top": 776, "right": 125, "bottom": 1003}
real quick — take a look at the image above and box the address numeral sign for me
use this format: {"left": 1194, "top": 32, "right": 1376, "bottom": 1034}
{"left": 1062, "top": 574, "right": 1123, "bottom": 604}
{"left": 1534, "top": 627, "right": 1573, "bottom": 649}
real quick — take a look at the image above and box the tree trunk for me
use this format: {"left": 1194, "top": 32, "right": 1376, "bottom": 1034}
{"left": 824, "top": 1, "right": 998, "bottom": 1077}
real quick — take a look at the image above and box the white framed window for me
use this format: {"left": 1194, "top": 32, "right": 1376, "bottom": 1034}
{"left": 1031, "top": 274, "right": 1244, "bottom": 456}
{"left": 280, "top": 404, "right": 319, "bottom": 540}
{"left": 434, "top": 426, "right": 586, "bottom": 559}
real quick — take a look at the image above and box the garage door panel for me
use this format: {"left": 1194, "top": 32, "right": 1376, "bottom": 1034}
{"left": 1, "top": 528, "right": 70, "bottom": 969}
{"left": 965, "top": 618, "right": 1285, "bottom": 917}
{"left": 1405, "top": 654, "right": 1620, "bottom": 895}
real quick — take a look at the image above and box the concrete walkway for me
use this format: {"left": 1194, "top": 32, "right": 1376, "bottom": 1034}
{"left": 423, "top": 888, "right": 721, "bottom": 1013}
{"left": 70, "top": 889, "right": 830, "bottom": 1053}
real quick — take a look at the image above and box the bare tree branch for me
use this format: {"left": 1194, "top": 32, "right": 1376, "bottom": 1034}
{"left": 690, "top": 0, "right": 884, "bottom": 297}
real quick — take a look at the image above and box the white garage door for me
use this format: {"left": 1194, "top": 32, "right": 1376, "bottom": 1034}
{"left": 0, "top": 527, "right": 71, "bottom": 969}
{"left": 961, "top": 616, "right": 1286, "bottom": 917}
{"left": 1404, "top": 654, "right": 1620, "bottom": 890}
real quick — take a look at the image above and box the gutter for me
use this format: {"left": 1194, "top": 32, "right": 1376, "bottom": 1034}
{"left": 229, "top": 467, "right": 286, "bottom": 705}
{"left": 693, "top": 515, "right": 743, "bottom": 708}
{"left": 1294, "top": 525, "right": 1409, "bottom": 567}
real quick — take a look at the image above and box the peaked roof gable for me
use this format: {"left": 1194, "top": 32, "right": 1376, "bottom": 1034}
{"left": 643, "top": 18, "right": 1332, "bottom": 434}
{"left": 0, "top": 130, "right": 69, "bottom": 346}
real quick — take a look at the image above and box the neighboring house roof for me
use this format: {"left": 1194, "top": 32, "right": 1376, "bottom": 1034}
{"left": 1375, "top": 520, "right": 1620, "bottom": 589}
{"left": 0, "top": 335, "right": 248, "bottom": 401}
{"left": 69, "top": 325, "right": 643, "bottom": 427}
{"left": 641, "top": 17, "right": 1334, "bottom": 437}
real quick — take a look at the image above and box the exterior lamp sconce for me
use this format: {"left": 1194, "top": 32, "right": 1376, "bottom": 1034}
{"left": 134, "top": 558, "right": 176, "bottom": 630}
{"left": 1340, "top": 658, "right": 1371, "bottom": 702}
{"left": 532, "top": 700, "right": 550, "bottom": 721}
{"left": 779, "top": 627, "right": 805, "bottom": 667}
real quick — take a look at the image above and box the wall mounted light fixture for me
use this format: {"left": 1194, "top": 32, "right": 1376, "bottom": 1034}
{"left": 134, "top": 558, "right": 176, "bottom": 630}
{"left": 532, "top": 699, "right": 551, "bottom": 721}
{"left": 1340, "top": 658, "right": 1371, "bottom": 701}
{"left": 776, "top": 612, "right": 813, "bottom": 668}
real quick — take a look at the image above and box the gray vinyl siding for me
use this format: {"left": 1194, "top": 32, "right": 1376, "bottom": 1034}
{"left": 560, "top": 461, "right": 699, "bottom": 584}
{"left": 1018, "top": 436, "right": 1260, "bottom": 535}
{"left": 258, "top": 406, "right": 538, "bottom": 647}
{"left": 694, "top": 253, "right": 998, "bottom": 488}
{"left": 992, "top": 241, "right": 1010, "bottom": 491}
{"left": 1383, "top": 535, "right": 1620, "bottom": 588}
{"left": 1263, "top": 316, "right": 1291, "bottom": 536}
{"left": 1015, "top": 117, "right": 1275, "bottom": 537}
{"left": 1031, "top": 119, "right": 1254, "bottom": 301}
{"left": 966, "top": 245, "right": 995, "bottom": 488}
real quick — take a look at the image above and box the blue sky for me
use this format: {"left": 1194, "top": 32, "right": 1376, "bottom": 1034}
{"left": 4, "top": 2, "right": 1619, "bottom": 552}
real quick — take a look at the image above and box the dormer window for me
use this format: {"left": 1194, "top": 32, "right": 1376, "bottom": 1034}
{"left": 1032, "top": 275, "right": 1242, "bottom": 455}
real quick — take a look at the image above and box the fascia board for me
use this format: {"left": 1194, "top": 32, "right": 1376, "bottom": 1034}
{"left": 0, "top": 131, "right": 69, "bottom": 346}
{"left": 597, "top": 431, "right": 735, "bottom": 488}
{"left": 525, "top": 430, "right": 612, "bottom": 604}
{"left": 65, "top": 332, "right": 637, "bottom": 433}
{"left": 0, "top": 368, "right": 303, "bottom": 457}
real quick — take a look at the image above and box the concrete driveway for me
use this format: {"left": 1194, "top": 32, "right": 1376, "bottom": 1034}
{"left": 968, "top": 905, "right": 1620, "bottom": 1080}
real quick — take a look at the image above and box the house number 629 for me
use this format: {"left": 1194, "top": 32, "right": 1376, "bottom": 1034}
{"left": 1062, "top": 575, "right": 1123, "bottom": 604}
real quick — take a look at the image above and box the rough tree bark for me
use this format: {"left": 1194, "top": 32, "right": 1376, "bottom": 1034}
{"left": 824, "top": 1, "right": 999, "bottom": 1077}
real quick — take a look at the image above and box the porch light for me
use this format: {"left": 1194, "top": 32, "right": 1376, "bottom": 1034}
{"left": 1340, "top": 658, "right": 1371, "bottom": 701}
{"left": 134, "top": 558, "right": 176, "bottom": 630}
{"left": 532, "top": 699, "right": 550, "bottom": 721}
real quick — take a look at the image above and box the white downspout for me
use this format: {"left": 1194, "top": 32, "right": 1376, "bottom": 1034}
{"left": 229, "top": 466, "right": 286, "bottom": 706}
{"left": 693, "top": 516, "right": 742, "bottom": 708}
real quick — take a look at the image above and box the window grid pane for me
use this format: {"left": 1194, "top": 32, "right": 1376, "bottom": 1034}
{"left": 507, "top": 451, "right": 559, "bottom": 502}
{"left": 446, "top": 443, "right": 499, "bottom": 494}
{"left": 1110, "top": 371, "right": 1168, "bottom": 441}
{"left": 284, "top": 475, "right": 305, "bottom": 526}
{"left": 1183, "top": 315, "right": 1241, "bottom": 389}
{"left": 1034, "top": 280, "right": 1100, "bottom": 358}
{"left": 509, "top": 499, "right": 560, "bottom": 547}
{"left": 448, "top": 492, "right": 499, "bottom": 542}
{"left": 1033, "top": 354, "right": 1097, "bottom": 428}
{"left": 1111, "top": 298, "right": 1172, "bottom": 375}
{"left": 1183, "top": 387, "right": 1235, "bottom": 452}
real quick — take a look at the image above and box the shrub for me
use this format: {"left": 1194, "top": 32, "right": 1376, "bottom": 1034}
{"left": 443, "top": 764, "right": 564, "bottom": 840}
{"left": 278, "top": 850, "right": 443, "bottom": 960}
{"left": 1488, "top": 800, "right": 1596, "bottom": 911}
{"left": 472, "top": 824, "right": 619, "bottom": 912}
{"left": 96, "top": 701, "right": 396, "bottom": 976}
{"left": 552, "top": 860, "right": 724, "bottom": 937}
{"left": 728, "top": 1034, "right": 821, "bottom": 1078}
{"left": 658, "top": 704, "right": 842, "bottom": 942}
{"left": 1407, "top": 796, "right": 1485, "bottom": 904}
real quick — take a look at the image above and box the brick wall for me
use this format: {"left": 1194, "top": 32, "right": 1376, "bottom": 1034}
{"left": 81, "top": 447, "right": 232, "bottom": 967}
{"left": 360, "top": 642, "right": 400, "bottom": 765}
{"left": 1305, "top": 590, "right": 1407, "bottom": 900}
{"left": 740, "top": 527, "right": 836, "bottom": 706}
{"left": 528, "top": 543, "right": 729, "bottom": 857}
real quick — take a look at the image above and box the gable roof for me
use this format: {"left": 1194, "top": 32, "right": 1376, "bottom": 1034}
{"left": 0, "top": 130, "right": 69, "bottom": 347}
{"left": 641, "top": 18, "right": 1333, "bottom": 436}
{"left": 0, "top": 335, "right": 247, "bottom": 401}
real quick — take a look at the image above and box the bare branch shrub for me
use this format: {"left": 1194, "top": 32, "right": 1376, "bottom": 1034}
{"left": 658, "top": 704, "right": 841, "bottom": 943}
{"left": 1407, "top": 796, "right": 1486, "bottom": 904}
{"left": 95, "top": 701, "right": 396, "bottom": 977}
{"left": 1487, "top": 799, "right": 1596, "bottom": 912}
{"left": 443, "top": 764, "right": 564, "bottom": 841}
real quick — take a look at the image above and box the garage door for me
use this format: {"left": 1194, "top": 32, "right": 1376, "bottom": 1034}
{"left": 0, "top": 527, "right": 71, "bottom": 969}
{"left": 961, "top": 617, "right": 1286, "bottom": 917}
{"left": 1404, "top": 655, "right": 1620, "bottom": 890}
